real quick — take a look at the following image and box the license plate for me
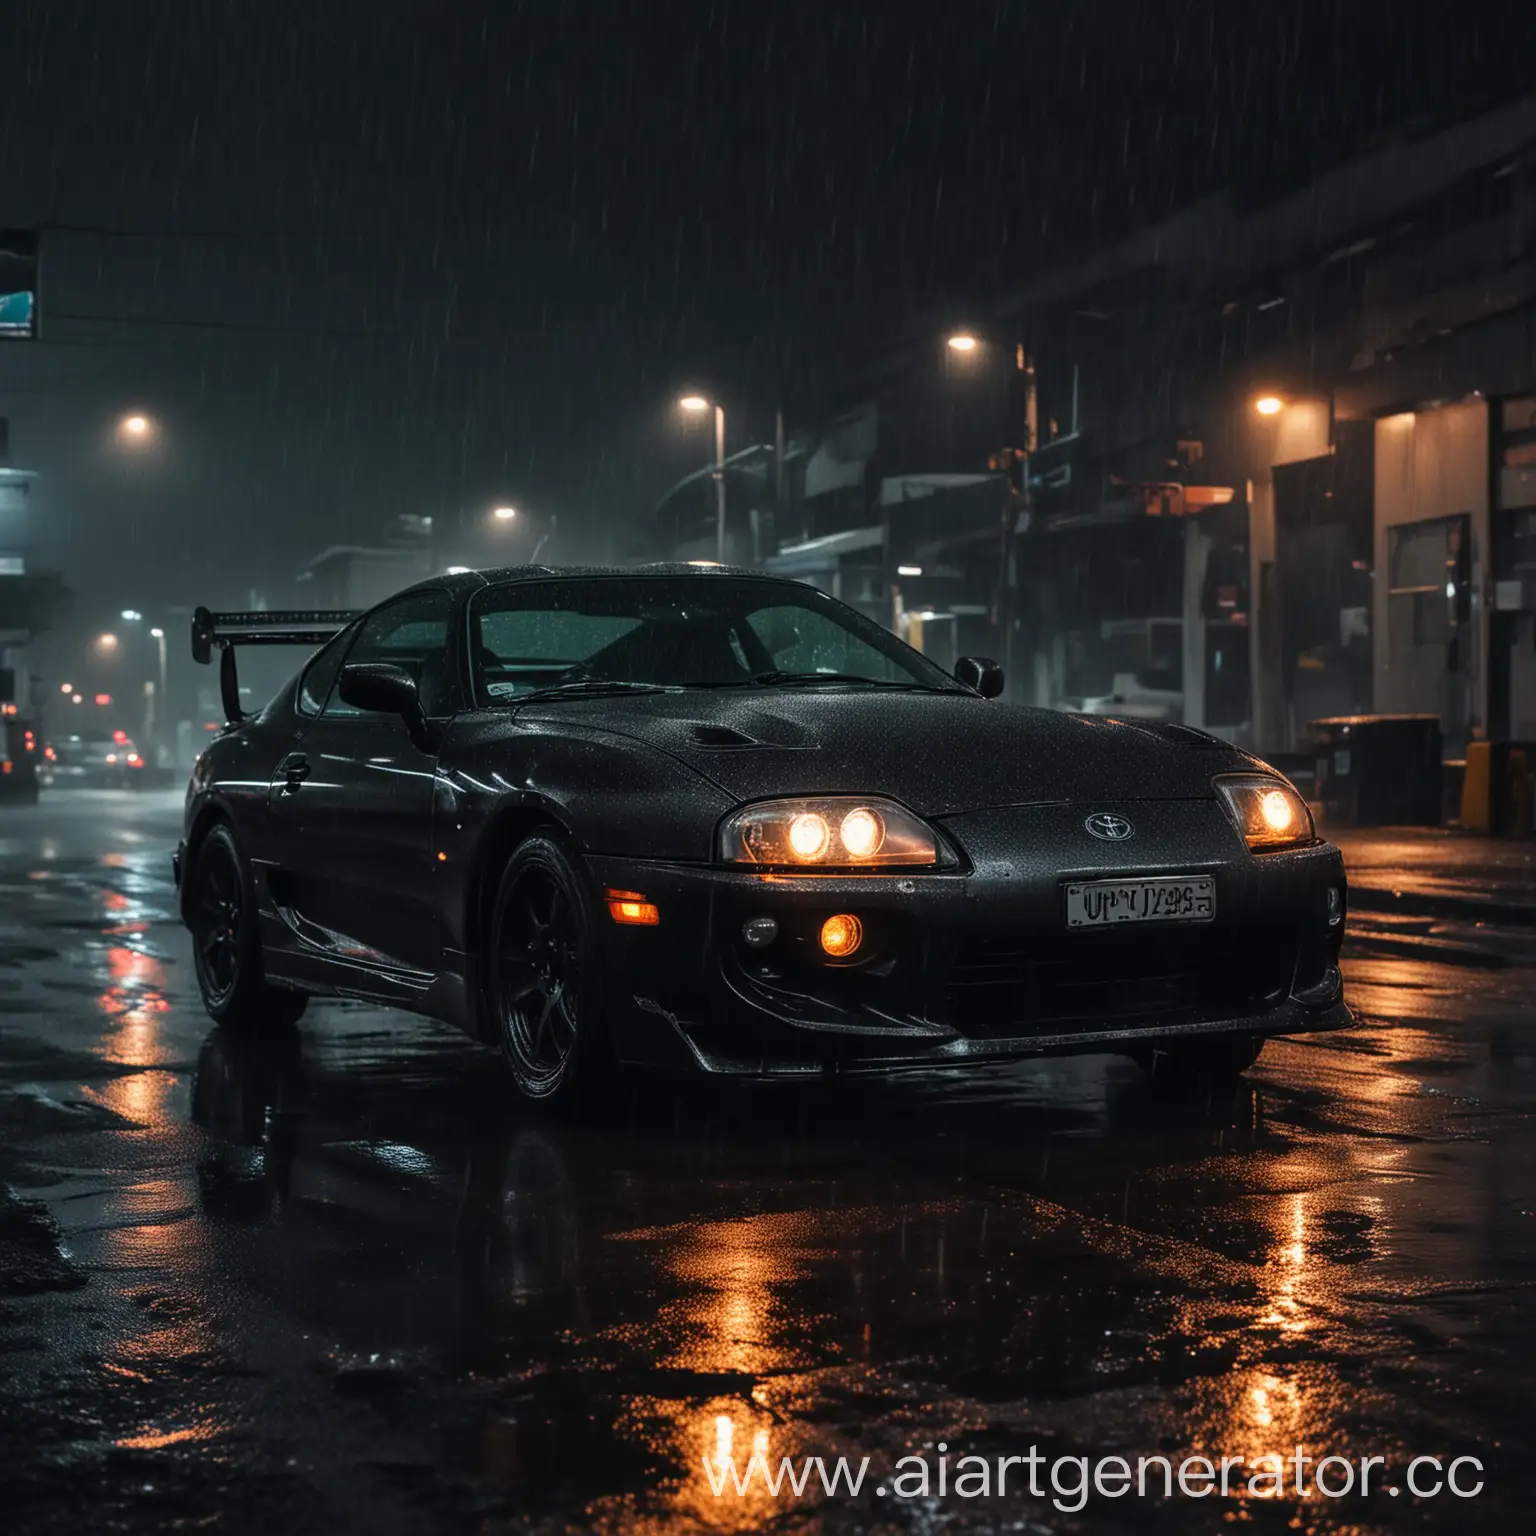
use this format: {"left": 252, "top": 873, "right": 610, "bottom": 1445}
{"left": 1065, "top": 875, "right": 1215, "bottom": 928}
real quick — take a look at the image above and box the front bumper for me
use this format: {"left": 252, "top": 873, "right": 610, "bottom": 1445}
{"left": 587, "top": 801, "right": 1352, "bottom": 1077}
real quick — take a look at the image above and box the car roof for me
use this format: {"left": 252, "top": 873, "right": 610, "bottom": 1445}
{"left": 391, "top": 563, "right": 816, "bottom": 601}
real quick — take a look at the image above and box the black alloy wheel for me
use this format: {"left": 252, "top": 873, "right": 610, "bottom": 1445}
{"left": 190, "top": 822, "right": 307, "bottom": 1029}
{"left": 492, "top": 835, "right": 606, "bottom": 1104}
{"left": 193, "top": 827, "right": 245, "bottom": 1009}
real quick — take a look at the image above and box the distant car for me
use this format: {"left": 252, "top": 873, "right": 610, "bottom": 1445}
{"left": 175, "top": 566, "right": 1352, "bottom": 1105}
{"left": 1, "top": 715, "right": 42, "bottom": 803}
{"left": 42, "top": 728, "right": 146, "bottom": 788}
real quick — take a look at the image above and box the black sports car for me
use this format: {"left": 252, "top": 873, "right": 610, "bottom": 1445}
{"left": 175, "top": 565, "right": 1351, "bottom": 1102}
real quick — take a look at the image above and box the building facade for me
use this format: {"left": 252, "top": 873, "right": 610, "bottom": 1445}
{"left": 762, "top": 95, "right": 1536, "bottom": 761}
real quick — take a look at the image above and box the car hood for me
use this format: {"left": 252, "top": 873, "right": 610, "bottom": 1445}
{"left": 519, "top": 690, "right": 1256, "bottom": 816}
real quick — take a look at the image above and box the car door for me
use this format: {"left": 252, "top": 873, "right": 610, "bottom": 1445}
{"left": 268, "top": 589, "right": 457, "bottom": 981}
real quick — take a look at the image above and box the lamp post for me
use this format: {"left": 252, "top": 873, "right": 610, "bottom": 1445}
{"left": 680, "top": 395, "right": 727, "bottom": 563}
{"left": 942, "top": 330, "right": 1036, "bottom": 695}
{"left": 114, "top": 611, "right": 170, "bottom": 762}
{"left": 486, "top": 503, "right": 557, "bottom": 564}
{"left": 149, "top": 628, "right": 167, "bottom": 756}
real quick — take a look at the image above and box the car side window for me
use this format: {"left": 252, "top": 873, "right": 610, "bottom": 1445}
{"left": 321, "top": 590, "right": 455, "bottom": 719}
{"left": 296, "top": 629, "right": 353, "bottom": 717}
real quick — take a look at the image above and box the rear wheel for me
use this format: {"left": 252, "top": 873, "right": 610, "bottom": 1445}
{"left": 1134, "top": 1035, "right": 1265, "bottom": 1084}
{"left": 490, "top": 834, "right": 610, "bottom": 1106}
{"left": 190, "top": 822, "right": 308, "bottom": 1031}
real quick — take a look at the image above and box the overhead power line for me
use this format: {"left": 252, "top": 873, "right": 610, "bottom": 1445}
{"left": 50, "top": 308, "right": 390, "bottom": 340}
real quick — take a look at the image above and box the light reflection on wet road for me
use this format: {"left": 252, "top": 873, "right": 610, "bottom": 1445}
{"left": 1, "top": 791, "right": 1533, "bottom": 1531}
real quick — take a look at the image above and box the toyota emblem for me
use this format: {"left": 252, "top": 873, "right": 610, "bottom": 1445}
{"left": 1084, "top": 812, "right": 1135, "bottom": 842}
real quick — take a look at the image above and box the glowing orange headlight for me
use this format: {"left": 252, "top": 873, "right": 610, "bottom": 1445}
{"left": 1215, "top": 776, "right": 1314, "bottom": 851}
{"left": 721, "top": 797, "right": 941, "bottom": 868}
{"left": 787, "top": 813, "right": 831, "bottom": 860}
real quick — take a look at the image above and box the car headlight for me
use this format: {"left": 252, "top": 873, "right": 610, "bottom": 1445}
{"left": 718, "top": 795, "right": 945, "bottom": 869}
{"left": 1215, "top": 774, "right": 1315, "bottom": 851}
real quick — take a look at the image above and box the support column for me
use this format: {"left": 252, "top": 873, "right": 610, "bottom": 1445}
{"left": 1182, "top": 517, "right": 1212, "bottom": 729}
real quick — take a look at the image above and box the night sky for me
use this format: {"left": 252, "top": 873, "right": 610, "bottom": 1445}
{"left": 2, "top": 0, "right": 1532, "bottom": 628}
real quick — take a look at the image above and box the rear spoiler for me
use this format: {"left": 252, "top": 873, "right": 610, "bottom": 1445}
{"left": 190, "top": 606, "right": 357, "bottom": 723}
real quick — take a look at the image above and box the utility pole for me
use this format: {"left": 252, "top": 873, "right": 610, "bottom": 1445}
{"left": 713, "top": 403, "right": 727, "bottom": 564}
{"left": 996, "top": 344, "right": 1036, "bottom": 691}
{"left": 773, "top": 404, "right": 787, "bottom": 562}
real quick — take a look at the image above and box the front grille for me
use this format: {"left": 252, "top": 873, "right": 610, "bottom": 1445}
{"left": 946, "top": 927, "right": 1298, "bottom": 1038}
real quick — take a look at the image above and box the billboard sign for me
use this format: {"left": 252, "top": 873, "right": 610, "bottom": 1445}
{"left": 0, "top": 231, "right": 39, "bottom": 340}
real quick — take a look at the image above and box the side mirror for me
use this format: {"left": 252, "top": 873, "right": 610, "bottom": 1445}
{"left": 338, "top": 662, "right": 431, "bottom": 746}
{"left": 955, "top": 655, "right": 1004, "bottom": 699}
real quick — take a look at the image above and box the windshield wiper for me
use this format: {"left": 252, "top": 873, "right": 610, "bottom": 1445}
{"left": 744, "top": 670, "right": 942, "bottom": 690}
{"left": 506, "top": 680, "right": 678, "bottom": 705}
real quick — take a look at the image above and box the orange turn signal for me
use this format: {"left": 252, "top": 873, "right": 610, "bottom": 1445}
{"left": 607, "top": 888, "right": 660, "bottom": 926}
{"left": 819, "top": 913, "right": 863, "bottom": 958}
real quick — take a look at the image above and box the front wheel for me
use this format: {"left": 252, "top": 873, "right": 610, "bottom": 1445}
{"left": 189, "top": 822, "right": 308, "bottom": 1031}
{"left": 489, "top": 833, "right": 610, "bottom": 1106}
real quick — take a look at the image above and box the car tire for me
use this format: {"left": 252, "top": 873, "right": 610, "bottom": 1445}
{"left": 189, "top": 822, "right": 308, "bottom": 1031}
{"left": 489, "top": 832, "right": 611, "bottom": 1107}
{"left": 1134, "top": 1035, "right": 1265, "bottom": 1084}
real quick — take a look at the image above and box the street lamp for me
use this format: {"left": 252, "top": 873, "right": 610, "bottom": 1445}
{"left": 946, "top": 332, "right": 980, "bottom": 353}
{"left": 679, "top": 394, "right": 727, "bottom": 563}
{"left": 148, "top": 628, "right": 168, "bottom": 755}
{"left": 1254, "top": 395, "right": 1285, "bottom": 417}
{"left": 116, "top": 413, "right": 156, "bottom": 446}
{"left": 113, "top": 610, "right": 169, "bottom": 761}
{"left": 95, "top": 632, "right": 119, "bottom": 652}
{"left": 491, "top": 505, "right": 518, "bottom": 521}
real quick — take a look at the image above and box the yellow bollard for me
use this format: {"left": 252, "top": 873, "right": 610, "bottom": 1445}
{"left": 1460, "top": 740, "right": 1491, "bottom": 832}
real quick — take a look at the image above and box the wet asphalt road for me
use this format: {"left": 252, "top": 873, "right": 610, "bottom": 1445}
{"left": 1, "top": 792, "right": 1534, "bottom": 1533}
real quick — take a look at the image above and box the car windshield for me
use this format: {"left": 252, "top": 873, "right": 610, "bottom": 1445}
{"left": 470, "top": 576, "right": 961, "bottom": 701}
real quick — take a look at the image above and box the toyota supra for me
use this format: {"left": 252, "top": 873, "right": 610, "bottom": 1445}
{"left": 175, "top": 566, "right": 1351, "bottom": 1102}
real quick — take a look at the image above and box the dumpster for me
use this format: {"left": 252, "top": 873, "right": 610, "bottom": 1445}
{"left": 1310, "top": 714, "right": 1442, "bottom": 827}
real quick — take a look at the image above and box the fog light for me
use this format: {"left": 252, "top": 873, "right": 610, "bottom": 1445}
{"left": 819, "top": 913, "right": 863, "bottom": 958}
{"left": 1326, "top": 885, "right": 1344, "bottom": 927}
{"left": 741, "top": 915, "right": 779, "bottom": 948}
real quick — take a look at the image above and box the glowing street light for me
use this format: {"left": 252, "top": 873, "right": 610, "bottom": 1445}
{"left": 95, "top": 632, "right": 119, "bottom": 652}
{"left": 946, "top": 332, "right": 980, "bottom": 353}
{"left": 116, "top": 412, "right": 157, "bottom": 446}
{"left": 491, "top": 505, "right": 518, "bottom": 521}
{"left": 1255, "top": 395, "right": 1285, "bottom": 417}
{"left": 678, "top": 395, "right": 710, "bottom": 413}
{"left": 121, "top": 609, "right": 143, "bottom": 623}
{"left": 60, "top": 682, "right": 73, "bottom": 694}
